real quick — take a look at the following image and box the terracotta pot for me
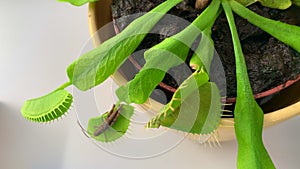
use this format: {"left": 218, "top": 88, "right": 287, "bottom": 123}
{"left": 87, "top": 0, "right": 300, "bottom": 141}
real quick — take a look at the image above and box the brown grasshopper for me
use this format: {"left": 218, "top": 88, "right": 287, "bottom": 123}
{"left": 93, "top": 104, "right": 123, "bottom": 136}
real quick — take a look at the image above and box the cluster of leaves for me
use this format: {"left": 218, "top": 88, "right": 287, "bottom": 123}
{"left": 21, "top": 0, "right": 300, "bottom": 168}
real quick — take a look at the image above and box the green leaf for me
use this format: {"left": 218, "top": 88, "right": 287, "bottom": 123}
{"left": 147, "top": 70, "right": 222, "bottom": 135}
{"left": 21, "top": 89, "right": 73, "bottom": 122}
{"left": 87, "top": 104, "right": 134, "bottom": 142}
{"left": 235, "top": 0, "right": 292, "bottom": 9}
{"left": 67, "top": 0, "right": 182, "bottom": 91}
{"left": 57, "top": 0, "right": 98, "bottom": 6}
{"left": 230, "top": 0, "right": 300, "bottom": 53}
{"left": 222, "top": 1, "right": 275, "bottom": 168}
{"left": 117, "top": 0, "right": 221, "bottom": 104}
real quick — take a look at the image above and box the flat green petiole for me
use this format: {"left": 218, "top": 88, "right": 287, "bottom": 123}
{"left": 222, "top": 1, "right": 276, "bottom": 168}
{"left": 229, "top": 0, "right": 300, "bottom": 53}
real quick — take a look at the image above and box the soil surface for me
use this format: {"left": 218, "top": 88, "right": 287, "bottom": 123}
{"left": 111, "top": 0, "right": 300, "bottom": 98}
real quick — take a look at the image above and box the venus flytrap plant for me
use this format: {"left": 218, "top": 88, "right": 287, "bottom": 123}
{"left": 21, "top": 0, "right": 300, "bottom": 168}
{"left": 93, "top": 0, "right": 222, "bottom": 140}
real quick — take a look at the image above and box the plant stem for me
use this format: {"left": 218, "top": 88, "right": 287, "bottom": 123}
{"left": 56, "top": 81, "right": 72, "bottom": 90}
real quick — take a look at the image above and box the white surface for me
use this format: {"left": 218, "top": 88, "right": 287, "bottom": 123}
{"left": 0, "top": 1, "right": 300, "bottom": 169}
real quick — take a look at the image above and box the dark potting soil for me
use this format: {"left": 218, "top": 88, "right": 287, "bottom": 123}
{"left": 111, "top": 0, "right": 300, "bottom": 99}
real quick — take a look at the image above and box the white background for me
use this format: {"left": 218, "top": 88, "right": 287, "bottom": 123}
{"left": 0, "top": 1, "right": 300, "bottom": 169}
